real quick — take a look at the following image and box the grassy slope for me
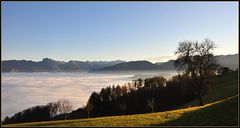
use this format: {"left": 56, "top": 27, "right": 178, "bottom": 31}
{"left": 177, "top": 71, "right": 238, "bottom": 109}
{"left": 162, "top": 95, "right": 238, "bottom": 126}
{"left": 4, "top": 96, "right": 238, "bottom": 127}
{"left": 4, "top": 71, "right": 238, "bottom": 126}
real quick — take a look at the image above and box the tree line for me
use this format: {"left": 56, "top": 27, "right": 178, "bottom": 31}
{"left": 83, "top": 75, "right": 202, "bottom": 118}
{"left": 2, "top": 99, "right": 73, "bottom": 124}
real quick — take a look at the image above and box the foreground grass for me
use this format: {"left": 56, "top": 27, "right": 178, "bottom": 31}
{"left": 4, "top": 95, "right": 238, "bottom": 127}
{"left": 161, "top": 95, "right": 238, "bottom": 126}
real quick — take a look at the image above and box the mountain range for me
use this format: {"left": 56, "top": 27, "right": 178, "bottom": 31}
{"left": 2, "top": 54, "right": 238, "bottom": 72}
{"left": 2, "top": 58, "right": 125, "bottom": 72}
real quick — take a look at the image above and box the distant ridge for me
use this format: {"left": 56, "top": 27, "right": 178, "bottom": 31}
{"left": 215, "top": 54, "right": 239, "bottom": 70}
{"left": 96, "top": 54, "right": 238, "bottom": 71}
{"left": 2, "top": 54, "right": 238, "bottom": 72}
{"left": 2, "top": 58, "right": 125, "bottom": 72}
{"left": 97, "top": 60, "right": 161, "bottom": 71}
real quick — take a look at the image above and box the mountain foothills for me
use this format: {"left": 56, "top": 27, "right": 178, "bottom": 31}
{"left": 2, "top": 58, "right": 125, "bottom": 72}
{"left": 2, "top": 54, "right": 238, "bottom": 72}
{"left": 97, "top": 60, "right": 160, "bottom": 71}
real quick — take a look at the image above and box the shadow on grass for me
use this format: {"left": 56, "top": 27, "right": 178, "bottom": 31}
{"left": 152, "top": 96, "right": 238, "bottom": 126}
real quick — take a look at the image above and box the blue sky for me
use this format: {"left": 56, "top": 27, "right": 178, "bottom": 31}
{"left": 2, "top": 2, "right": 238, "bottom": 62}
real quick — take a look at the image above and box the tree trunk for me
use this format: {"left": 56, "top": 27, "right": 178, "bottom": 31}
{"left": 151, "top": 107, "right": 154, "bottom": 113}
{"left": 193, "top": 77, "right": 204, "bottom": 106}
{"left": 198, "top": 77, "right": 205, "bottom": 106}
{"left": 197, "top": 89, "right": 204, "bottom": 106}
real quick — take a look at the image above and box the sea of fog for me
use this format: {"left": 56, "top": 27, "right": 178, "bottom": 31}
{"left": 1, "top": 70, "right": 179, "bottom": 119}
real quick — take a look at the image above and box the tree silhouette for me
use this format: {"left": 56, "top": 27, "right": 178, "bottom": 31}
{"left": 174, "top": 39, "right": 219, "bottom": 106}
{"left": 86, "top": 100, "right": 94, "bottom": 118}
{"left": 57, "top": 99, "right": 73, "bottom": 120}
{"left": 47, "top": 102, "right": 59, "bottom": 118}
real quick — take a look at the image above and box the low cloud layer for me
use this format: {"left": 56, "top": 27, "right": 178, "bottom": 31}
{"left": 2, "top": 71, "right": 177, "bottom": 119}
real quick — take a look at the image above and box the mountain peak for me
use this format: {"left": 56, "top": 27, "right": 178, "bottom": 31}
{"left": 42, "top": 58, "right": 55, "bottom": 63}
{"left": 129, "top": 60, "right": 152, "bottom": 63}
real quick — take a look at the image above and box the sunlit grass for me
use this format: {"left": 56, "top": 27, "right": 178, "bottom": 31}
{"left": 4, "top": 95, "right": 238, "bottom": 126}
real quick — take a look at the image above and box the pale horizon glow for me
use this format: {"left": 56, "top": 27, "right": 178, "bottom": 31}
{"left": 2, "top": 2, "right": 239, "bottom": 63}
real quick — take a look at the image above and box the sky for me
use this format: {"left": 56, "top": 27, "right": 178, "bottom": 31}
{"left": 2, "top": 2, "right": 239, "bottom": 63}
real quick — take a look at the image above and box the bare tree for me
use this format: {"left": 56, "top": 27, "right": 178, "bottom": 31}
{"left": 47, "top": 102, "right": 59, "bottom": 118}
{"left": 174, "top": 39, "right": 219, "bottom": 106}
{"left": 133, "top": 80, "right": 138, "bottom": 90}
{"left": 57, "top": 99, "right": 73, "bottom": 120}
{"left": 137, "top": 78, "right": 143, "bottom": 88}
